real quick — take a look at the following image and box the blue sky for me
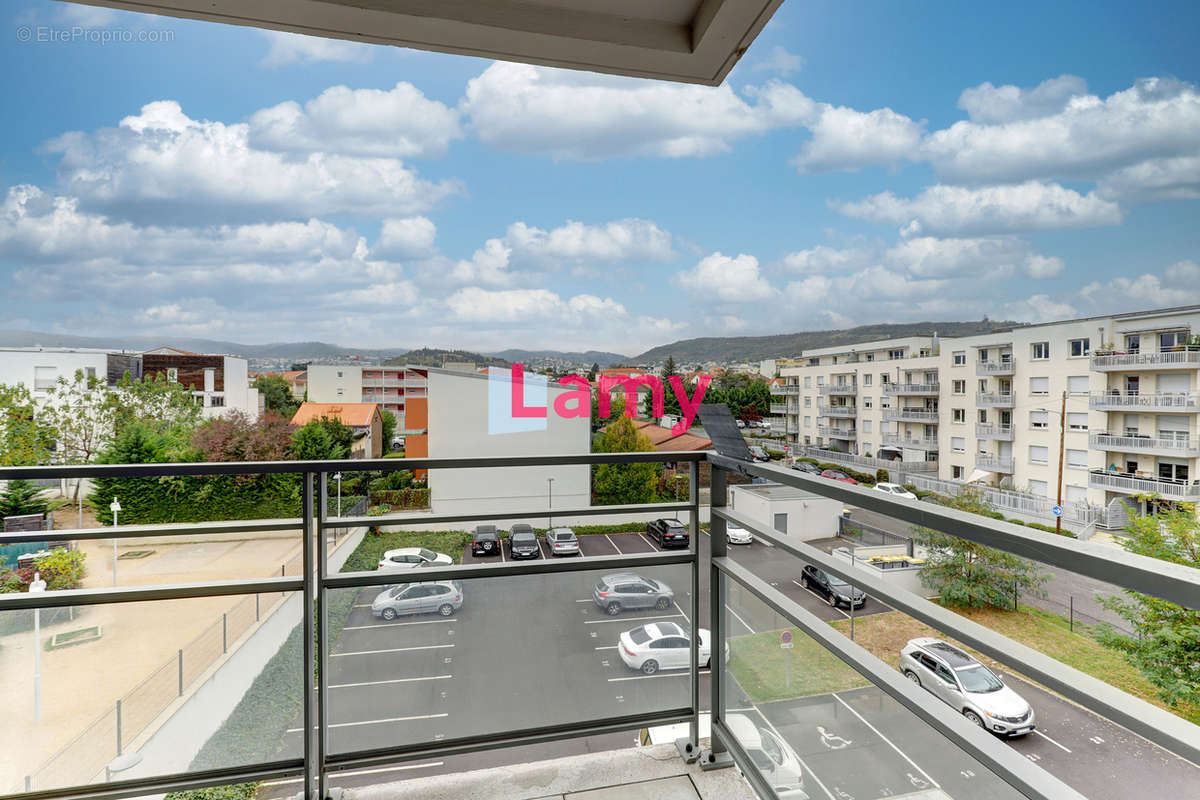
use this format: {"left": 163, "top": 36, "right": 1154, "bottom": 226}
{"left": 2, "top": 1, "right": 1198, "bottom": 356}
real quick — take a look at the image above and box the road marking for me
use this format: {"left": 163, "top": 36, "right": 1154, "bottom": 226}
{"left": 744, "top": 707, "right": 836, "bottom": 800}
{"left": 344, "top": 619, "right": 455, "bottom": 630}
{"left": 674, "top": 601, "right": 690, "bottom": 623}
{"left": 584, "top": 613, "right": 683, "bottom": 625}
{"left": 575, "top": 599, "right": 592, "bottom": 603}
{"left": 329, "top": 675, "right": 452, "bottom": 689}
{"left": 261, "top": 761, "right": 445, "bottom": 786}
{"left": 639, "top": 532, "right": 659, "bottom": 549}
{"left": 595, "top": 645, "right": 619, "bottom": 651}
{"left": 726, "top": 606, "right": 757, "bottom": 634}
{"left": 605, "top": 534, "right": 624, "bottom": 554}
{"left": 608, "top": 669, "right": 710, "bottom": 682}
{"left": 832, "top": 693, "right": 940, "bottom": 789}
{"left": 1033, "top": 729, "right": 1072, "bottom": 753}
{"left": 287, "top": 713, "right": 448, "bottom": 732}
{"left": 333, "top": 644, "right": 454, "bottom": 657}
{"left": 1089, "top": 735, "right": 1105, "bottom": 744}
{"left": 792, "top": 579, "right": 850, "bottom": 619}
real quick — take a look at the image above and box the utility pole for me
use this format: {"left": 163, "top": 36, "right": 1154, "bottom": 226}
{"left": 1056, "top": 390, "right": 1066, "bottom": 536}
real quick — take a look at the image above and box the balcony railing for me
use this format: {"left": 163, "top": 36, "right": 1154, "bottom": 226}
{"left": 881, "top": 432, "right": 939, "bottom": 450}
{"left": 817, "top": 424, "right": 857, "bottom": 439}
{"left": 976, "top": 422, "right": 1015, "bottom": 441}
{"left": 771, "top": 384, "right": 800, "bottom": 395}
{"left": 1090, "top": 392, "right": 1200, "bottom": 411}
{"left": 803, "top": 446, "right": 937, "bottom": 472}
{"left": 976, "top": 453, "right": 1015, "bottom": 473}
{"left": 1091, "top": 349, "right": 1200, "bottom": 371}
{"left": 1090, "top": 432, "right": 1200, "bottom": 457}
{"left": 817, "top": 405, "right": 856, "bottom": 418}
{"left": 882, "top": 382, "right": 940, "bottom": 395}
{"left": 818, "top": 383, "right": 857, "bottom": 396}
{"left": 976, "top": 359, "right": 1016, "bottom": 376}
{"left": 883, "top": 407, "right": 939, "bottom": 423}
{"left": 976, "top": 391, "right": 1015, "bottom": 407}
{"left": 1089, "top": 469, "right": 1200, "bottom": 500}
{"left": 769, "top": 403, "right": 788, "bottom": 414}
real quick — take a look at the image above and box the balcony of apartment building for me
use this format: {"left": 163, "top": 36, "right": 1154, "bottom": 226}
{"left": 818, "top": 382, "right": 857, "bottom": 396}
{"left": 882, "top": 382, "right": 940, "bottom": 395}
{"left": 1089, "top": 468, "right": 1200, "bottom": 501}
{"left": 769, "top": 402, "right": 789, "bottom": 414}
{"left": 817, "top": 424, "right": 857, "bottom": 439}
{"left": 976, "top": 452, "right": 1016, "bottom": 473}
{"left": 785, "top": 419, "right": 800, "bottom": 434}
{"left": 803, "top": 446, "right": 937, "bottom": 473}
{"left": 1091, "top": 347, "right": 1200, "bottom": 371}
{"left": 976, "top": 422, "right": 1015, "bottom": 441}
{"left": 771, "top": 383, "right": 800, "bottom": 395}
{"left": 881, "top": 432, "right": 939, "bottom": 451}
{"left": 1090, "top": 391, "right": 1200, "bottom": 411}
{"left": 976, "top": 358, "right": 1016, "bottom": 376}
{"left": 817, "top": 403, "right": 857, "bottom": 418}
{"left": 883, "top": 407, "right": 939, "bottom": 424}
{"left": 976, "top": 391, "right": 1015, "bottom": 408}
{"left": 1089, "top": 432, "right": 1200, "bottom": 458}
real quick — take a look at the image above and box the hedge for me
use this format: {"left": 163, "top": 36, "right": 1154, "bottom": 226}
{"left": 91, "top": 473, "right": 302, "bottom": 525}
{"left": 369, "top": 488, "right": 431, "bottom": 509}
{"left": 814, "top": 463, "right": 876, "bottom": 485}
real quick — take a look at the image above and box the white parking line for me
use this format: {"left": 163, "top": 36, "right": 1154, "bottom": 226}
{"left": 344, "top": 619, "right": 455, "bottom": 630}
{"left": 608, "top": 669, "right": 710, "bottom": 682}
{"left": 584, "top": 613, "right": 683, "bottom": 625}
{"left": 329, "top": 674, "right": 453, "bottom": 689}
{"left": 673, "top": 601, "right": 690, "bottom": 624}
{"left": 261, "top": 761, "right": 445, "bottom": 786}
{"left": 743, "top": 707, "right": 836, "bottom": 800}
{"left": 1034, "top": 729, "right": 1073, "bottom": 753}
{"left": 333, "top": 644, "right": 454, "bottom": 657}
{"left": 639, "top": 532, "right": 659, "bottom": 549}
{"left": 832, "top": 692, "right": 940, "bottom": 789}
{"left": 792, "top": 579, "right": 851, "bottom": 619}
{"left": 595, "top": 645, "right": 619, "bottom": 650}
{"left": 726, "top": 606, "right": 757, "bottom": 634}
{"left": 287, "top": 713, "right": 448, "bottom": 733}
{"left": 605, "top": 534, "right": 624, "bottom": 554}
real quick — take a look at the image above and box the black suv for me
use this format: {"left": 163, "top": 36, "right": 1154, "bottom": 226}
{"left": 508, "top": 524, "right": 541, "bottom": 559}
{"left": 471, "top": 525, "right": 500, "bottom": 556}
{"left": 647, "top": 518, "right": 689, "bottom": 548}
{"left": 800, "top": 564, "right": 867, "bottom": 609}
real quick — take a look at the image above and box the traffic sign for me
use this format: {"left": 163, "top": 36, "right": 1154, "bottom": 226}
{"left": 1052, "top": 505, "right": 1062, "bottom": 517}
{"left": 780, "top": 631, "right": 794, "bottom": 649}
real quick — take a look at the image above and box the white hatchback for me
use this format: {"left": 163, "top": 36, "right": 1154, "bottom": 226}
{"left": 618, "top": 621, "right": 711, "bottom": 674}
{"left": 726, "top": 524, "right": 754, "bottom": 545}
{"left": 378, "top": 547, "right": 453, "bottom": 571}
{"left": 873, "top": 482, "right": 917, "bottom": 500}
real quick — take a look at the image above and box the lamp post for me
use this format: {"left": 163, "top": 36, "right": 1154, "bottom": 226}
{"left": 334, "top": 472, "right": 343, "bottom": 518}
{"left": 30, "top": 572, "right": 46, "bottom": 725}
{"left": 110, "top": 497, "right": 121, "bottom": 587}
{"left": 1037, "top": 390, "right": 1069, "bottom": 536}
{"left": 547, "top": 477, "right": 555, "bottom": 528}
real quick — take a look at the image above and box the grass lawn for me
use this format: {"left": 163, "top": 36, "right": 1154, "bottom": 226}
{"left": 832, "top": 606, "right": 1200, "bottom": 726}
{"left": 727, "top": 629, "right": 869, "bottom": 703}
{"left": 342, "top": 529, "right": 475, "bottom": 569}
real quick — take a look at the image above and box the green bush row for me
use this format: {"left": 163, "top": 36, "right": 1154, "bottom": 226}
{"left": 368, "top": 488, "right": 431, "bottom": 509}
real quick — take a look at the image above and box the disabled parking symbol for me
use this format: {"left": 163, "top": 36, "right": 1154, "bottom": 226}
{"left": 817, "top": 726, "right": 853, "bottom": 749}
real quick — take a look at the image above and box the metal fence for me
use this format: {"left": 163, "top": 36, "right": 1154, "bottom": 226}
{"left": 907, "top": 474, "right": 1104, "bottom": 533}
{"left": 837, "top": 516, "right": 915, "bottom": 555}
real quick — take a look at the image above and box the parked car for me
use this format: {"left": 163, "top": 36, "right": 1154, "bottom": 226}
{"left": 760, "top": 421, "right": 772, "bottom": 431}
{"left": 618, "top": 621, "right": 711, "bottom": 674}
{"left": 378, "top": 547, "right": 453, "bottom": 571}
{"left": 819, "top": 468, "right": 858, "bottom": 485}
{"left": 800, "top": 564, "right": 867, "bottom": 609}
{"left": 546, "top": 527, "right": 580, "bottom": 556}
{"left": 371, "top": 581, "right": 463, "bottom": 620}
{"left": 790, "top": 461, "right": 821, "bottom": 475}
{"left": 508, "top": 527, "right": 541, "bottom": 559}
{"left": 593, "top": 573, "right": 673, "bottom": 615}
{"left": 724, "top": 713, "right": 806, "bottom": 798}
{"left": 748, "top": 445, "right": 770, "bottom": 462}
{"left": 874, "top": 482, "right": 917, "bottom": 500}
{"left": 471, "top": 524, "right": 500, "bottom": 556}
{"left": 899, "top": 638, "right": 1035, "bottom": 737}
{"left": 647, "top": 518, "right": 690, "bottom": 548}
{"left": 726, "top": 524, "right": 754, "bottom": 545}
{"left": 736, "top": 419, "right": 746, "bottom": 429}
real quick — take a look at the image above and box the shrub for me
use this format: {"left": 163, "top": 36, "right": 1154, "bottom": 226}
{"left": 876, "top": 468, "right": 890, "bottom": 483}
{"left": 368, "top": 488, "right": 431, "bottom": 509}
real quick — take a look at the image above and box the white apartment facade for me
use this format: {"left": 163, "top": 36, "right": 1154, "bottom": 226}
{"left": 306, "top": 364, "right": 417, "bottom": 424}
{"left": 772, "top": 305, "right": 1200, "bottom": 527}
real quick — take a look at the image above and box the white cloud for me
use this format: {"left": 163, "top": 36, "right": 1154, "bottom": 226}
{"left": 834, "top": 181, "right": 1122, "bottom": 237}
{"left": 43, "top": 100, "right": 461, "bottom": 223}
{"left": 330, "top": 281, "right": 420, "bottom": 307}
{"left": 374, "top": 217, "right": 437, "bottom": 260}
{"left": 1096, "top": 155, "right": 1200, "bottom": 203}
{"left": 676, "top": 253, "right": 775, "bottom": 303}
{"left": 957, "top": 75, "right": 1088, "bottom": 124}
{"left": 444, "top": 287, "right": 626, "bottom": 323}
{"left": 1165, "top": 260, "right": 1200, "bottom": 282}
{"left": 751, "top": 46, "right": 805, "bottom": 76}
{"left": 248, "top": 82, "right": 462, "bottom": 158}
{"left": 780, "top": 245, "right": 874, "bottom": 274}
{"left": 1002, "top": 294, "right": 1078, "bottom": 324}
{"left": 451, "top": 239, "right": 514, "bottom": 286}
{"left": 792, "top": 105, "right": 924, "bottom": 173}
{"left": 57, "top": 5, "right": 119, "bottom": 25}
{"left": 1080, "top": 271, "right": 1200, "bottom": 309}
{"left": 884, "top": 236, "right": 1063, "bottom": 279}
{"left": 259, "top": 31, "right": 374, "bottom": 67}
{"left": 135, "top": 303, "right": 200, "bottom": 325}
{"left": 1024, "top": 254, "right": 1065, "bottom": 279}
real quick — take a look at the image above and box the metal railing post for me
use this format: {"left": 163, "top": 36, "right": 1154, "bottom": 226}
{"left": 700, "top": 464, "right": 732, "bottom": 770}
{"left": 178, "top": 649, "right": 183, "bottom": 696}
{"left": 115, "top": 699, "right": 122, "bottom": 756}
{"left": 302, "top": 472, "right": 316, "bottom": 800}
{"left": 317, "top": 472, "right": 330, "bottom": 800}
{"left": 676, "top": 460, "right": 701, "bottom": 763}
{"left": 222, "top": 612, "right": 228, "bottom": 653}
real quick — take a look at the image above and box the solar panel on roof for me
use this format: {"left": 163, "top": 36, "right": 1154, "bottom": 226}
{"left": 696, "top": 403, "right": 753, "bottom": 461}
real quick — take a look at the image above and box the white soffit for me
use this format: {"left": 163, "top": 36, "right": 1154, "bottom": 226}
{"left": 65, "top": 0, "right": 785, "bottom": 85}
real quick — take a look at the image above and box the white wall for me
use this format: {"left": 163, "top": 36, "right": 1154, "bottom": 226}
{"left": 0, "top": 349, "right": 110, "bottom": 395}
{"left": 306, "top": 364, "right": 363, "bottom": 403}
{"left": 729, "top": 486, "right": 843, "bottom": 541}
{"left": 426, "top": 369, "right": 591, "bottom": 522}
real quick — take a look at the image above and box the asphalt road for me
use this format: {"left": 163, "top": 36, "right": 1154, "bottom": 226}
{"left": 258, "top": 528, "right": 1199, "bottom": 800}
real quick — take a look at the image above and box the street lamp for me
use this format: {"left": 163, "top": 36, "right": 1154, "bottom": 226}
{"left": 110, "top": 497, "right": 121, "bottom": 587}
{"left": 547, "top": 477, "right": 555, "bottom": 528}
{"left": 333, "top": 472, "right": 343, "bottom": 518}
{"left": 1036, "top": 390, "right": 1069, "bottom": 536}
{"left": 30, "top": 572, "right": 46, "bottom": 724}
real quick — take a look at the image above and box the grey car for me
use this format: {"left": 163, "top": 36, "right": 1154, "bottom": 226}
{"left": 547, "top": 527, "right": 580, "bottom": 556}
{"left": 593, "top": 573, "right": 674, "bottom": 616}
{"left": 371, "top": 581, "right": 463, "bottom": 620}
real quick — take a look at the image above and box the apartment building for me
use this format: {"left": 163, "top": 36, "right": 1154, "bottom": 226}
{"left": 306, "top": 364, "right": 422, "bottom": 424}
{"left": 772, "top": 305, "right": 1200, "bottom": 527}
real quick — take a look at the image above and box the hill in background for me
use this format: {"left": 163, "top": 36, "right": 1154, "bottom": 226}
{"left": 488, "top": 349, "right": 627, "bottom": 366}
{"left": 386, "top": 347, "right": 511, "bottom": 368}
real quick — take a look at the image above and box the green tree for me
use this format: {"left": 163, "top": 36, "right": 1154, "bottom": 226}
{"left": 88, "top": 423, "right": 180, "bottom": 524}
{"left": 642, "top": 356, "right": 682, "bottom": 420}
{"left": 39, "top": 371, "right": 114, "bottom": 473}
{"left": 110, "top": 372, "right": 204, "bottom": 438}
{"left": 0, "top": 383, "right": 53, "bottom": 466}
{"left": 587, "top": 362, "right": 600, "bottom": 382}
{"left": 592, "top": 416, "right": 660, "bottom": 505}
{"left": 380, "top": 410, "right": 398, "bottom": 451}
{"left": 0, "top": 479, "right": 49, "bottom": 519}
{"left": 1096, "top": 505, "right": 1200, "bottom": 708}
{"left": 254, "top": 374, "right": 300, "bottom": 417}
{"left": 912, "top": 490, "right": 1046, "bottom": 609}
{"left": 292, "top": 421, "right": 346, "bottom": 460}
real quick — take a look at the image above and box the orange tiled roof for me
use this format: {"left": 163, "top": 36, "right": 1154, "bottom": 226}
{"left": 291, "top": 402, "right": 379, "bottom": 427}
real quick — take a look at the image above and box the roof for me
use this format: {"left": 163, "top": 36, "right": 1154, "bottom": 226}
{"left": 613, "top": 419, "right": 714, "bottom": 452}
{"left": 291, "top": 402, "right": 381, "bottom": 427}
{"left": 733, "top": 482, "right": 830, "bottom": 501}
{"left": 142, "top": 346, "right": 200, "bottom": 356}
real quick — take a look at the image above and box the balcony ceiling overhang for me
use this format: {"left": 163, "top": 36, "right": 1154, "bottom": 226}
{"left": 68, "top": 0, "right": 784, "bottom": 85}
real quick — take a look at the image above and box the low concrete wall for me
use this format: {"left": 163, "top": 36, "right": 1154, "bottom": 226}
{"left": 381, "top": 507, "right": 710, "bottom": 533}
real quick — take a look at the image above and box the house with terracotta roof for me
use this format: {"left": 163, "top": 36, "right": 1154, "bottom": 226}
{"left": 291, "top": 402, "right": 383, "bottom": 459}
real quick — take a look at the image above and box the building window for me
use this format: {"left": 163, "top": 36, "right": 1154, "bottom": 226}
{"left": 816, "top": 376, "right": 825, "bottom": 386}
{"left": 863, "top": 420, "right": 872, "bottom": 433}
{"left": 953, "top": 351, "right": 966, "bottom": 365}
{"left": 804, "top": 396, "right": 811, "bottom": 407}
{"left": 1030, "top": 376, "right": 1050, "bottom": 395}
{"left": 880, "top": 398, "right": 891, "bottom": 409}
{"left": 804, "top": 416, "right": 811, "bottom": 427}
{"left": 34, "top": 366, "right": 56, "bottom": 391}
{"left": 774, "top": 513, "right": 788, "bottom": 533}
{"left": 952, "top": 408, "right": 965, "bottom": 423}
{"left": 863, "top": 398, "right": 873, "bottom": 409}
{"left": 865, "top": 353, "right": 875, "bottom": 362}
{"left": 85, "top": 367, "right": 96, "bottom": 380}
{"left": 863, "top": 374, "right": 873, "bottom": 386}
{"left": 1031, "top": 342, "right": 1050, "bottom": 360}
{"left": 1159, "top": 331, "right": 1188, "bottom": 351}
{"left": 1031, "top": 410, "right": 1049, "bottom": 429}
{"left": 978, "top": 409, "right": 988, "bottom": 423}
{"left": 1029, "top": 445, "right": 1049, "bottom": 464}
{"left": 952, "top": 379, "right": 965, "bottom": 395}
{"left": 210, "top": 395, "right": 225, "bottom": 407}
{"left": 1068, "top": 375, "right": 1089, "bottom": 395}
{"left": 1029, "top": 479, "right": 1049, "bottom": 497}
{"left": 1068, "top": 412, "right": 1088, "bottom": 431}
{"left": 166, "top": 368, "right": 178, "bottom": 382}
{"left": 336, "top": 388, "right": 344, "bottom": 397}
{"left": 1069, "top": 338, "right": 1090, "bottom": 357}
{"left": 880, "top": 422, "right": 890, "bottom": 434}
{"left": 889, "top": 349, "right": 904, "bottom": 360}
{"left": 337, "top": 370, "right": 343, "bottom": 378}
{"left": 952, "top": 465, "right": 964, "bottom": 479}
{"left": 880, "top": 373, "right": 890, "bottom": 384}
{"left": 1124, "top": 334, "right": 1140, "bottom": 353}
{"left": 977, "top": 379, "right": 987, "bottom": 393}
{"left": 978, "top": 349, "right": 989, "bottom": 362}
{"left": 804, "top": 376, "right": 812, "bottom": 388}
{"left": 1066, "top": 449, "right": 1088, "bottom": 468}
{"left": 951, "top": 437, "right": 966, "bottom": 453}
